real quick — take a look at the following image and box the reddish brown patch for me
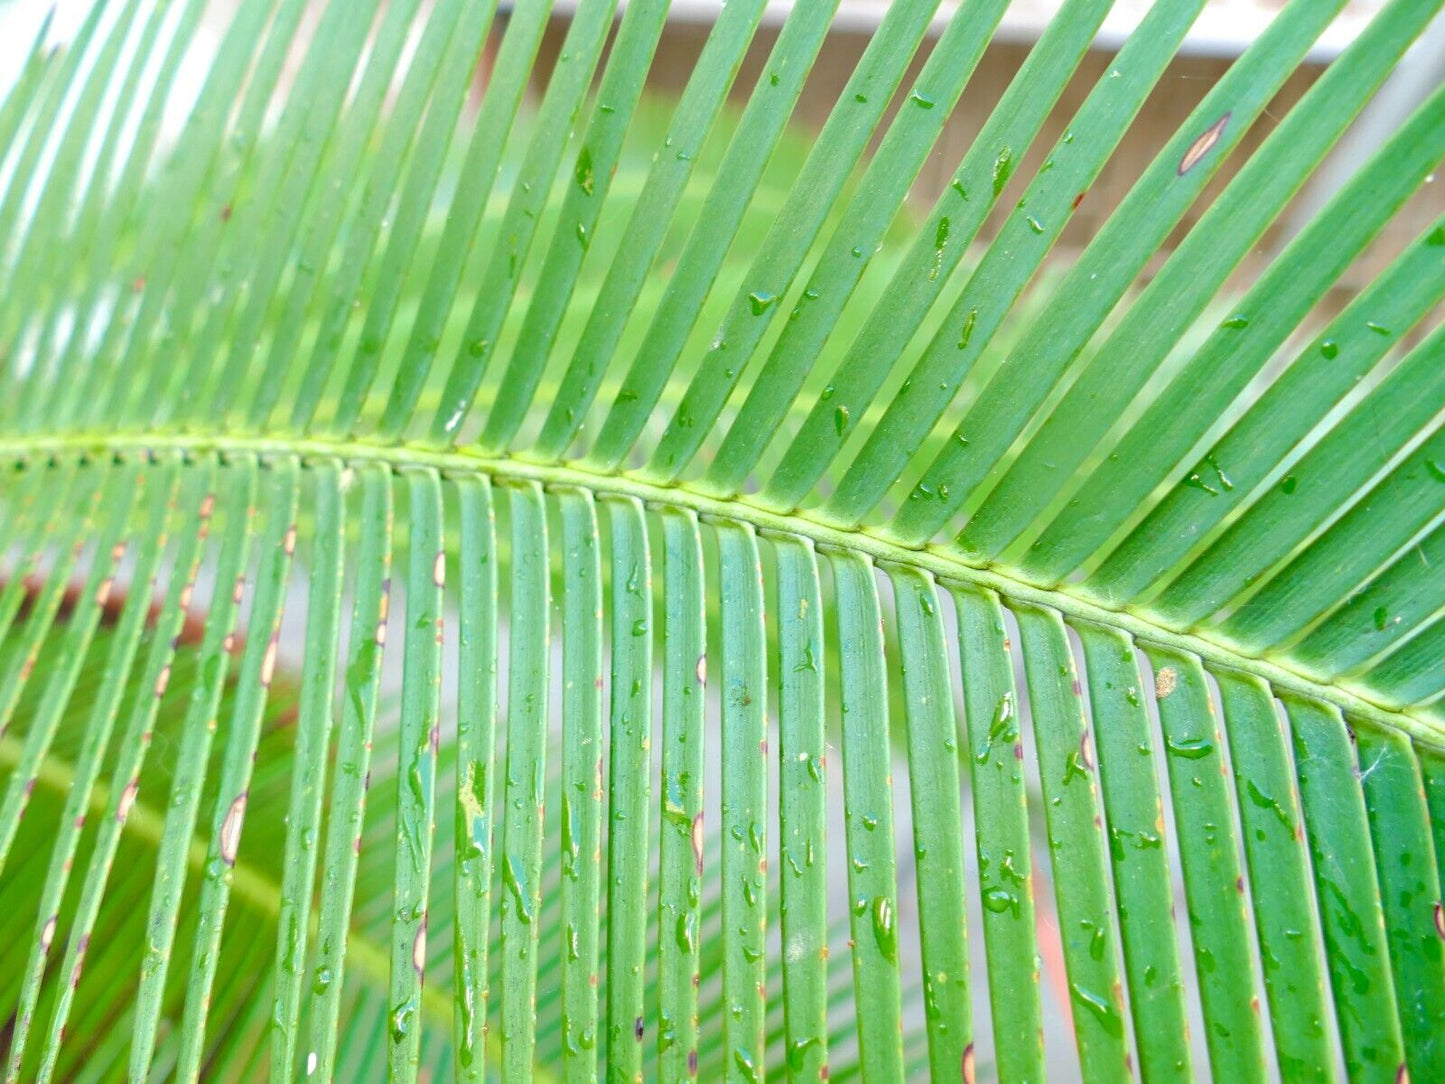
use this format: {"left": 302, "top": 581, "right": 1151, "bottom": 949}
{"left": 1072, "top": 191, "right": 1086, "bottom": 210}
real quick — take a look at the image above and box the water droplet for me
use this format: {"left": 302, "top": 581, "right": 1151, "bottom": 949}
{"left": 1166, "top": 736, "right": 1214, "bottom": 760}
{"left": 834, "top": 406, "right": 850, "bottom": 436}
{"left": 931, "top": 217, "right": 950, "bottom": 281}
{"left": 871, "top": 895, "right": 897, "bottom": 961}
{"left": 748, "top": 291, "right": 776, "bottom": 315}
{"left": 503, "top": 855, "right": 533, "bottom": 924}
{"left": 957, "top": 308, "right": 977, "bottom": 351}
{"left": 992, "top": 147, "right": 1014, "bottom": 196}
{"left": 574, "top": 147, "right": 595, "bottom": 195}
{"left": 1071, "top": 984, "right": 1123, "bottom": 1038}
{"left": 787, "top": 1036, "right": 821, "bottom": 1073}
{"left": 974, "top": 692, "right": 1016, "bottom": 764}
{"left": 391, "top": 997, "right": 417, "bottom": 1043}
{"left": 910, "top": 90, "right": 935, "bottom": 109}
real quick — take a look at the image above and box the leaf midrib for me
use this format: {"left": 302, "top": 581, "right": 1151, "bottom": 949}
{"left": 5, "top": 430, "right": 1441, "bottom": 750}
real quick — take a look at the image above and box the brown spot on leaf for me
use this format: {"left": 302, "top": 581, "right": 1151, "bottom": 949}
{"left": 284, "top": 524, "right": 297, "bottom": 556}
{"left": 634, "top": 1017, "right": 644, "bottom": 1041}
{"left": 220, "top": 792, "right": 247, "bottom": 864}
{"left": 1072, "top": 191, "right": 1086, "bottom": 210}
{"left": 1080, "top": 731, "right": 1094, "bottom": 770}
{"left": 1434, "top": 901, "right": 1444, "bottom": 939}
{"left": 1178, "top": 113, "right": 1230, "bottom": 176}
{"left": 95, "top": 577, "right": 114, "bottom": 607}
{"left": 962, "top": 1042, "right": 976, "bottom": 1083}
{"left": 117, "top": 779, "right": 139, "bottom": 821}
{"left": 199, "top": 494, "right": 215, "bottom": 519}
{"left": 40, "top": 914, "right": 56, "bottom": 951}
{"left": 695, "top": 654, "right": 707, "bottom": 685}
{"left": 413, "top": 919, "right": 428, "bottom": 977}
{"left": 260, "top": 636, "right": 279, "bottom": 687}
{"left": 1396, "top": 1065, "right": 1409, "bottom": 1084}
{"left": 433, "top": 551, "right": 446, "bottom": 588}
{"left": 1155, "top": 667, "right": 1177, "bottom": 699}
{"left": 692, "top": 812, "right": 704, "bottom": 876}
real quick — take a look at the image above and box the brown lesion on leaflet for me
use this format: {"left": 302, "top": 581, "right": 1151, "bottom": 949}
{"left": 1178, "top": 113, "right": 1231, "bottom": 176}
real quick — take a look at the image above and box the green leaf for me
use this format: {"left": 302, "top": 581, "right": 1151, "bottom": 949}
{"left": 2, "top": 0, "right": 1443, "bottom": 1080}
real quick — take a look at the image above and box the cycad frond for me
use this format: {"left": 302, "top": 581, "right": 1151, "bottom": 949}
{"left": 1, "top": 0, "right": 1443, "bottom": 1080}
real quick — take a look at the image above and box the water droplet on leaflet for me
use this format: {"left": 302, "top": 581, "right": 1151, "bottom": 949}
{"left": 574, "top": 147, "right": 595, "bottom": 195}
{"left": 1071, "top": 984, "right": 1124, "bottom": 1038}
{"left": 872, "top": 895, "right": 897, "bottom": 961}
{"left": 1166, "top": 736, "right": 1214, "bottom": 760}
{"left": 503, "top": 856, "right": 533, "bottom": 924}
{"left": 910, "top": 90, "right": 935, "bottom": 109}
{"left": 391, "top": 997, "right": 417, "bottom": 1043}
{"left": 834, "top": 406, "right": 850, "bottom": 435}
{"left": 992, "top": 146, "right": 1014, "bottom": 196}
{"left": 748, "top": 291, "right": 776, "bottom": 316}
{"left": 788, "top": 1036, "right": 821, "bottom": 1072}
